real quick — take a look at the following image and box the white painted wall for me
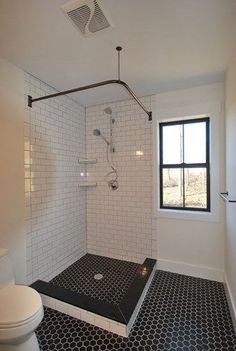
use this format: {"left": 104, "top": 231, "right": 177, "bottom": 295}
{"left": 153, "top": 83, "right": 225, "bottom": 281}
{"left": 0, "top": 58, "right": 26, "bottom": 283}
{"left": 225, "top": 47, "right": 236, "bottom": 319}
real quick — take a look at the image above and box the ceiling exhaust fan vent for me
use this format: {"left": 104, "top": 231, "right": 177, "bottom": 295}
{"left": 61, "top": 0, "right": 113, "bottom": 36}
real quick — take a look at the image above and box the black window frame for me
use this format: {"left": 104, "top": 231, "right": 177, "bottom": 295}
{"left": 159, "top": 117, "right": 210, "bottom": 212}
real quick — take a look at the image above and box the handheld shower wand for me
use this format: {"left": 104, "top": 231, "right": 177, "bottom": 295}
{"left": 93, "top": 109, "right": 118, "bottom": 190}
{"left": 93, "top": 129, "right": 110, "bottom": 146}
{"left": 104, "top": 107, "right": 115, "bottom": 153}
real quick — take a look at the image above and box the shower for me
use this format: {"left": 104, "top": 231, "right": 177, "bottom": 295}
{"left": 93, "top": 129, "right": 110, "bottom": 146}
{"left": 93, "top": 107, "right": 118, "bottom": 190}
{"left": 104, "top": 107, "right": 112, "bottom": 115}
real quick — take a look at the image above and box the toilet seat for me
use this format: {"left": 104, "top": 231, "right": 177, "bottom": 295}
{"left": 0, "top": 306, "right": 43, "bottom": 329}
{"left": 0, "top": 285, "right": 42, "bottom": 327}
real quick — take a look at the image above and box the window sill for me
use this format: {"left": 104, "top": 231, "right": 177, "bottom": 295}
{"left": 154, "top": 208, "right": 220, "bottom": 222}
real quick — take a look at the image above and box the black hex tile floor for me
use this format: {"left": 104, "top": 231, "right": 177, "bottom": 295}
{"left": 37, "top": 270, "right": 236, "bottom": 351}
{"left": 50, "top": 254, "right": 140, "bottom": 305}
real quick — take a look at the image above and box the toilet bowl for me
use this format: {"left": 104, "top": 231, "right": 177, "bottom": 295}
{"left": 0, "top": 248, "right": 44, "bottom": 351}
{"left": 0, "top": 285, "right": 44, "bottom": 351}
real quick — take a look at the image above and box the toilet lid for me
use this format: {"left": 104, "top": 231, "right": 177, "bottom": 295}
{"left": 0, "top": 285, "right": 42, "bottom": 327}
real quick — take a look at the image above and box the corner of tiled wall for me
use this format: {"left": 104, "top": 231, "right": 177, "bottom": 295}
{"left": 86, "top": 96, "right": 157, "bottom": 263}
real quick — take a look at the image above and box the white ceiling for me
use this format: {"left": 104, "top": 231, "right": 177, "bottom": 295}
{"left": 1, "top": 0, "right": 236, "bottom": 106}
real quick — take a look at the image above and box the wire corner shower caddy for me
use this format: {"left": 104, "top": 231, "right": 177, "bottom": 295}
{"left": 27, "top": 47, "right": 152, "bottom": 121}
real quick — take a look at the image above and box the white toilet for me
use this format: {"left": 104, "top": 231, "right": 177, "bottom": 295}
{"left": 0, "top": 248, "right": 44, "bottom": 351}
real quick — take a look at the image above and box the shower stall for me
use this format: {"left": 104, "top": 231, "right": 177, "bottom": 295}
{"left": 25, "top": 48, "right": 155, "bottom": 337}
{"left": 28, "top": 96, "right": 155, "bottom": 337}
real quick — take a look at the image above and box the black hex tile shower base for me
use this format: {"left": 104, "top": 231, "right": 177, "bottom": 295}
{"left": 31, "top": 255, "right": 156, "bottom": 325}
{"left": 36, "top": 271, "right": 236, "bottom": 351}
{"left": 50, "top": 253, "right": 140, "bottom": 305}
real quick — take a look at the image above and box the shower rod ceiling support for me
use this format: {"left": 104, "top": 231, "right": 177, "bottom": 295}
{"left": 28, "top": 47, "right": 152, "bottom": 121}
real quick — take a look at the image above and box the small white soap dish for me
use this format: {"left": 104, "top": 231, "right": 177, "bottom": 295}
{"left": 78, "top": 158, "right": 97, "bottom": 164}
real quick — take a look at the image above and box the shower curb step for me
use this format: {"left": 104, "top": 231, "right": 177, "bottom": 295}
{"left": 31, "top": 258, "right": 156, "bottom": 337}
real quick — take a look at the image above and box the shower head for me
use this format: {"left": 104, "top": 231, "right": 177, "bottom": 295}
{"left": 93, "top": 129, "right": 110, "bottom": 145}
{"left": 93, "top": 129, "right": 101, "bottom": 136}
{"left": 104, "top": 107, "right": 112, "bottom": 115}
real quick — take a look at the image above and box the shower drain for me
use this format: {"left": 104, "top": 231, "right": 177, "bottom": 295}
{"left": 94, "top": 273, "right": 103, "bottom": 280}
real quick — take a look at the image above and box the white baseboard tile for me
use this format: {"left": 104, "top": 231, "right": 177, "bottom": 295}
{"left": 40, "top": 293, "right": 127, "bottom": 337}
{"left": 158, "top": 258, "right": 224, "bottom": 282}
{"left": 224, "top": 274, "right": 236, "bottom": 333}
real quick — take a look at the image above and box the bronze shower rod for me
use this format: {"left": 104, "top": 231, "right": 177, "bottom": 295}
{"left": 27, "top": 79, "right": 152, "bottom": 121}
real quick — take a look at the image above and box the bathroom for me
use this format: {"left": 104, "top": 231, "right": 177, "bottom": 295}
{"left": 0, "top": 0, "right": 236, "bottom": 350}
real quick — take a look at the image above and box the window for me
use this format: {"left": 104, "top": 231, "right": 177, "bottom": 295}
{"left": 159, "top": 117, "right": 210, "bottom": 212}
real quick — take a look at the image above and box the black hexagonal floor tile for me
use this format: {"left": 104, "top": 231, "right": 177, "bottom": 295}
{"left": 37, "top": 270, "right": 236, "bottom": 351}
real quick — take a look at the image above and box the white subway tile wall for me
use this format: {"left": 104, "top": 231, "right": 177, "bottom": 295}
{"left": 24, "top": 72, "right": 157, "bottom": 283}
{"left": 86, "top": 97, "right": 157, "bottom": 263}
{"left": 24, "top": 73, "right": 86, "bottom": 284}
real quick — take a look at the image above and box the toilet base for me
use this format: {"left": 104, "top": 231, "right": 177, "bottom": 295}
{"left": 0, "top": 332, "right": 40, "bottom": 351}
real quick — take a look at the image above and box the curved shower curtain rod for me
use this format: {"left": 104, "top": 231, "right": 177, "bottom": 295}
{"left": 27, "top": 47, "right": 152, "bottom": 121}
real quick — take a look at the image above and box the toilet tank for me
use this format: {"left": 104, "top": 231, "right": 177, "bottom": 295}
{"left": 0, "top": 248, "right": 15, "bottom": 288}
